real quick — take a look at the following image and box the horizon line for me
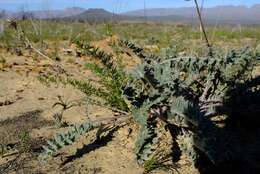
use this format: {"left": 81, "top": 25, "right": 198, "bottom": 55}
{"left": 0, "top": 3, "right": 260, "bottom": 13}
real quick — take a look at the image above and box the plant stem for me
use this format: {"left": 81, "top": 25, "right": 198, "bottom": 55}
{"left": 193, "top": 0, "right": 213, "bottom": 56}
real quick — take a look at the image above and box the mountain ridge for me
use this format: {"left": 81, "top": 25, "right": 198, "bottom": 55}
{"left": 123, "top": 4, "right": 260, "bottom": 16}
{"left": 121, "top": 4, "right": 260, "bottom": 24}
{"left": 0, "top": 7, "right": 85, "bottom": 19}
{"left": 1, "top": 5, "right": 260, "bottom": 24}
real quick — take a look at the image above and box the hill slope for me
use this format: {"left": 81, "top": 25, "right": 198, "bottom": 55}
{"left": 64, "top": 8, "right": 115, "bottom": 21}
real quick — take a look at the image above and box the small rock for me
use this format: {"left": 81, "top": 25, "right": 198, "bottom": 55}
{"left": 63, "top": 48, "right": 73, "bottom": 54}
{"left": 16, "top": 89, "right": 24, "bottom": 93}
{"left": 114, "top": 112, "right": 121, "bottom": 116}
{"left": 38, "top": 97, "right": 45, "bottom": 100}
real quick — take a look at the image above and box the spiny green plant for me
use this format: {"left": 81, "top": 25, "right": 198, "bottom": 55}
{"left": 119, "top": 39, "right": 145, "bottom": 59}
{"left": 85, "top": 62, "right": 129, "bottom": 111}
{"left": 38, "top": 74, "right": 106, "bottom": 101}
{"left": 124, "top": 46, "right": 259, "bottom": 167}
{"left": 40, "top": 121, "right": 101, "bottom": 159}
{"left": 120, "top": 39, "right": 163, "bottom": 64}
{"left": 75, "top": 41, "right": 116, "bottom": 70}
{"left": 73, "top": 41, "right": 129, "bottom": 111}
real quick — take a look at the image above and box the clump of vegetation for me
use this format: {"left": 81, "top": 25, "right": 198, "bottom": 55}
{"left": 0, "top": 56, "right": 6, "bottom": 70}
{"left": 1, "top": 130, "right": 32, "bottom": 157}
{"left": 0, "top": 56, "right": 6, "bottom": 64}
{"left": 143, "top": 154, "right": 175, "bottom": 174}
{"left": 40, "top": 37, "right": 259, "bottom": 173}
{"left": 17, "top": 130, "right": 31, "bottom": 153}
{"left": 79, "top": 42, "right": 130, "bottom": 111}
{"left": 52, "top": 96, "right": 79, "bottom": 127}
{"left": 40, "top": 121, "right": 101, "bottom": 159}
{"left": 124, "top": 45, "right": 259, "bottom": 168}
{"left": 39, "top": 41, "right": 130, "bottom": 112}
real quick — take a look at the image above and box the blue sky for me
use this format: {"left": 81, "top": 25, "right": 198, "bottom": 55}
{"left": 0, "top": 0, "right": 259, "bottom": 12}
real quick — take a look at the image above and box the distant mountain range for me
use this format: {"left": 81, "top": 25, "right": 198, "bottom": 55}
{"left": 0, "top": 7, "right": 85, "bottom": 19}
{"left": 1, "top": 5, "right": 260, "bottom": 24}
{"left": 123, "top": 4, "right": 260, "bottom": 24}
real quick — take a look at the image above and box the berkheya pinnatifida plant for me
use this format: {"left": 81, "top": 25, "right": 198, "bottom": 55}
{"left": 123, "top": 40, "right": 260, "bottom": 168}
{"left": 41, "top": 39, "right": 260, "bottom": 171}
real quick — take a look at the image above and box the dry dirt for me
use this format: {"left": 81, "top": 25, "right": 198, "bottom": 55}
{"left": 0, "top": 39, "right": 198, "bottom": 174}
